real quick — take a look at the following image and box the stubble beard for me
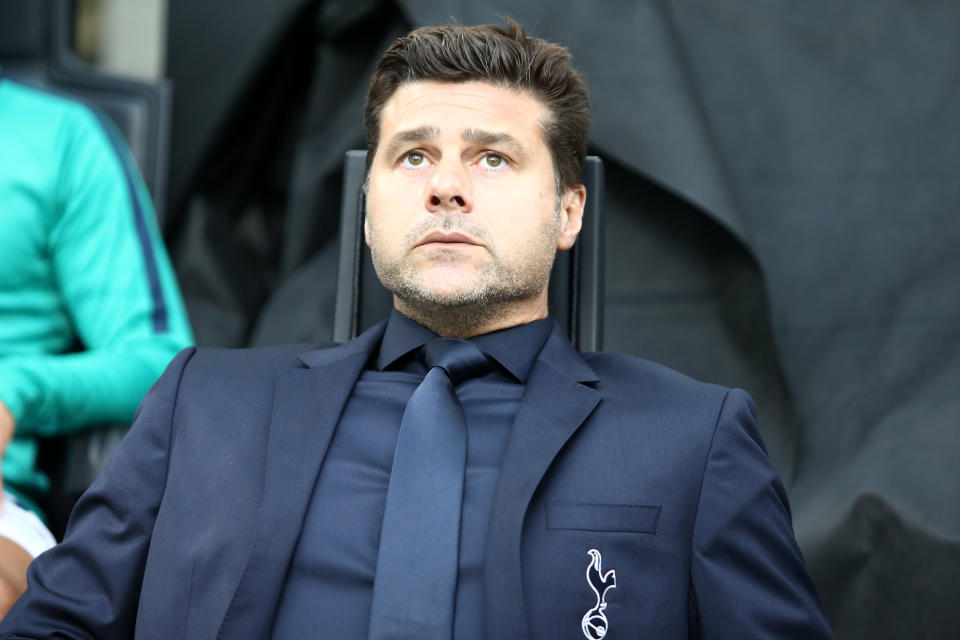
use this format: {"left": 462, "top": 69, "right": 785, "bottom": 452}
{"left": 369, "top": 209, "right": 563, "bottom": 337}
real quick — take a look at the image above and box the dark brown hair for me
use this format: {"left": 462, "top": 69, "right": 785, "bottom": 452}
{"left": 364, "top": 19, "right": 590, "bottom": 191}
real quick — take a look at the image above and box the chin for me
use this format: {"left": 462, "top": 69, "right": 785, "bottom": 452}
{"left": 416, "top": 270, "right": 487, "bottom": 300}
{"left": 416, "top": 286, "right": 488, "bottom": 307}
{"left": 394, "top": 276, "right": 491, "bottom": 309}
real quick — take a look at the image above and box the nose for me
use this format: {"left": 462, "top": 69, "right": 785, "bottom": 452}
{"left": 425, "top": 160, "right": 473, "bottom": 214}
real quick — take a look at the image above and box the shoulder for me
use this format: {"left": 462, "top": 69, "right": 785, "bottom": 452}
{"left": 179, "top": 342, "right": 339, "bottom": 375}
{"left": 1, "top": 77, "right": 81, "bottom": 115}
{"left": 577, "top": 351, "right": 756, "bottom": 448}
{"left": 582, "top": 351, "right": 732, "bottom": 405}
{"left": 0, "top": 78, "right": 120, "bottom": 196}
{"left": 152, "top": 342, "right": 343, "bottom": 410}
{"left": 0, "top": 77, "right": 100, "bottom": 139}
{"left": 172, "top": 321, "right": 386, "bottom": 387}
{"left": 0, "top": 78, "right": 95, "bottom": 170}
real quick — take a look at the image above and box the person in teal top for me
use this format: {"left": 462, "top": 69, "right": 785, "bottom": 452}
{"left": 0, "top": 71, "right": 193, "bottom": 613}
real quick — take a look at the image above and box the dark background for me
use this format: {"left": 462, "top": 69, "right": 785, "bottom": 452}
{"left": 163, "top": 1, "right": 959, "bottom": 638}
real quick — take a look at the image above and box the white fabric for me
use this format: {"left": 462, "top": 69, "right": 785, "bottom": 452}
{"left": 0, "top": 492, "right": 56, "bottom": 558}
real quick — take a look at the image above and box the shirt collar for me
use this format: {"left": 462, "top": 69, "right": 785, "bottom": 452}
{"left": 375, "top": 308, "right": 553, "bottom": 383}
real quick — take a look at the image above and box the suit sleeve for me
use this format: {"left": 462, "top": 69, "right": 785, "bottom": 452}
{"left": 0, "top": 347, "right": 196, "bottom": 639}
{"left": 689, "top": 388, "right": 834, "bottom": 639}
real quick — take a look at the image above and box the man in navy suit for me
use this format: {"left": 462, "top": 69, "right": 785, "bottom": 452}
{"left": 0, "top": 20, "right": 833, "bottom": 639}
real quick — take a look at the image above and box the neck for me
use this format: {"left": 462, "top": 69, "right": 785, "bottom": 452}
{"left": 393, "top": 295, "right": 549, "bottom": 338}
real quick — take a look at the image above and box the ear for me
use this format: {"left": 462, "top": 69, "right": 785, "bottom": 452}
{"left": 363, "top": 213, "right": 372, "bottom": 247}
{"left": 556, "top": 184, "right": 586, "bottom": 251}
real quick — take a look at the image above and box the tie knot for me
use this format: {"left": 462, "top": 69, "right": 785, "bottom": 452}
{"left": 421, "top": 338, "right": 492, "bottom": 386}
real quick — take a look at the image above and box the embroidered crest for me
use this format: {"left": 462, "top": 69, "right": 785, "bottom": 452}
{"left": 581, "top": 548, "right": 617, "bottom": 639}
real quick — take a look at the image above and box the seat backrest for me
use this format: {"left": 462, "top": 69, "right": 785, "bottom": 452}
{"left": 333, "top": 150, "right": 605, "bottom": 351}
{"left": 0, "top": 0, "right": 172, "bottom": 224}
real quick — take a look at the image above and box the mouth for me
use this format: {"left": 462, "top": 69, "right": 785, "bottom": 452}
{"left": 415, "top": 231, "right": 482, "bottom": 249}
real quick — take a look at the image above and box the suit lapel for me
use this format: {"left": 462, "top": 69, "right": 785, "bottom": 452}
{"left": 484, "top": 325, "right": 601, "bottom": 640}
{"left": 216, "top": 323, "right": 386, "bottom": 639}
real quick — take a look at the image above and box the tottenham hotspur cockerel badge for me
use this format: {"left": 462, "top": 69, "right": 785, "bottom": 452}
{"left": 581, "top": 548, "right": 617, "bottom": 639}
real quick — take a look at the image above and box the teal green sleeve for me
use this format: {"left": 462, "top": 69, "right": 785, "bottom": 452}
{"left": 0, "top": 103, "right": 193, "bottom": 436}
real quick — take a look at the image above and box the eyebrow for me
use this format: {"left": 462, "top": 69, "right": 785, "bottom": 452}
{"left": 461, "top": 128, "right": 527, "bottom": 159}
{"left": 380, "top": 125, "right": 528, "bottom": 162}
{"left": 381, "top": 126, "right": 441, "bottom": 161}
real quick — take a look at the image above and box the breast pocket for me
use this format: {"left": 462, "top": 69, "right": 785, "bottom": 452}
{"left": 545, "top": 502, "right": 661, "bottom": 534}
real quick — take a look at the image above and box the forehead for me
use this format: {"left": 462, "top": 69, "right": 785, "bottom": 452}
{"left": 378, "top": 80, "right": 549, "bottom": 143}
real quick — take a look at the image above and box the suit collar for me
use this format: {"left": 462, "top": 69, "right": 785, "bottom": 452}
{"left": 217, "top": 322, "right": 386, "bottom": 639}
{"left": 471, "top": 317, "right": 556, "bottom": 383}
{"left": 297, "top": 320, "right": 386, "bottom": 369}
{"left": 374, "top": 309, "right": 556, "bottom": 383}
{"left": 484, "top": 322, "right": 601, "bottom": 639}
{"left": 535, "top": 320, "right": 601, "bottom": 384}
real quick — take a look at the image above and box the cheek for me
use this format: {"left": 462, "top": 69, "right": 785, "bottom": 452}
{"left": 365, "top": 189, "right": 395, "bottom": 235}
{"left": 366, "top": 209, "right": 415, "bottom": 260}
{"left": 489, "top": 208, "right": 555, "bottom": 255}
{"left": 367, "top": 214, "right": 394, "bottom": 246}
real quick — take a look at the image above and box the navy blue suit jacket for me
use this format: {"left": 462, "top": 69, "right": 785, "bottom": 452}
{"left": 0, "top": 320, "right": 832, "bottom": 639}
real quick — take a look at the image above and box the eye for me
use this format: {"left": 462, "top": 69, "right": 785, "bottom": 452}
{"left": 479, "top": 152, "right": 507, "bottom": 170}
{"left": 401, "top": 151, "right": 427, "bottom": 167}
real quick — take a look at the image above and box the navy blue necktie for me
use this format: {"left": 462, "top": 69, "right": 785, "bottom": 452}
{"left": 369, "top": 339, "right": 492, "bottom": 640}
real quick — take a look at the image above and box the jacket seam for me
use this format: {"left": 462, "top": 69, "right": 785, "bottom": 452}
{"left": 214, "top": 365, "right": 290, "bottom": 639}
{"left": 162, "top": 346, "right": 197, "bottom": 494}
{"left": 686, "top": 387, "right": 734, "bottom": 621}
